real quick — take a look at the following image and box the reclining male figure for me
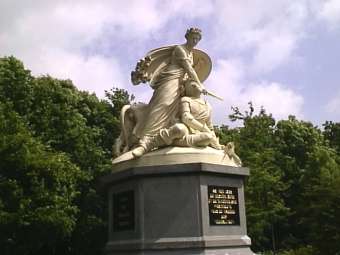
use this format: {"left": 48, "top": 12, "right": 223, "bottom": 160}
{"left": 132, "top": 80, "right": 223, "bottom": 157}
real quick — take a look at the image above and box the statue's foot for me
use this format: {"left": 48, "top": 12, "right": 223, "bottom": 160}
{"left": 209, "top": 142, "right": 224, "bottom": 150}
{"left": 132, "top": 146, "right": 146, "bottom": 158}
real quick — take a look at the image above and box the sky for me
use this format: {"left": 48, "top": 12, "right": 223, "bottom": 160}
{"left": 1, "top": 0, "right": 340, "bottom": 127}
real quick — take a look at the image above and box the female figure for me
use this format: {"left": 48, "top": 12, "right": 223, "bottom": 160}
{"left": 132, "top": 28, "right": 206, "bottom": 157}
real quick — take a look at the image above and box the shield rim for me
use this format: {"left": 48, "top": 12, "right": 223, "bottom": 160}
{"left": 146, "top": 45, "right": 212, "bottom": 83}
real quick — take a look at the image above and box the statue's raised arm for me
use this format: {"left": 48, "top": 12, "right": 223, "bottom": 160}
{"left": 128, "top": 28, "right": 211, "bottom": 157}
{"left": 131, "top": 28, "right": 212, "bottom": 88}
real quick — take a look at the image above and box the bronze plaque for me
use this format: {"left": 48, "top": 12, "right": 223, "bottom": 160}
{"left": 208, "top": 186, "right": 240, "bottom": 225}
{"left": 112, "top": 190, "right": 134, "bottom": 231}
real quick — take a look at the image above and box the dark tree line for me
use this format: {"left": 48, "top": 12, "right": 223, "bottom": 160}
{"left": 0, "top": 57, "right": 339, "bottom": 255}
{"left": 0, "top": 56, "right": 132, "bottom": 255}
{"left": 216, "top": 104, "right": 340, "bottom": 255}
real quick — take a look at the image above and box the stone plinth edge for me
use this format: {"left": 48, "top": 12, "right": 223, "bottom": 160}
{"left": 106, "top": 235, "right": 251, "bottom": 250}
{"left": 112, "top": 146, "right": 241, "bottom": 169}
{"left": 100, "top": 162, "right": 249, "bottom": 188}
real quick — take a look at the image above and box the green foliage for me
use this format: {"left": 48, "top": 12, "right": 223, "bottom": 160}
{"left": 298, "top": 146, "right": 340, "bottom": 254}
{"left": 105, "top": 87, "right": 135, "bottom": 117}
{"left": 323, "top": 121, "right": 340, "bottom": 152}
{"left": 0, "top": 102, "right": 84, "bottom": 254}
{"left": 0, "top": 57, "right": 33, "bottom": 116}
{"left": 261, "top": 246, "right": 316, "bottom": 255}
{"left": 0, "top": 56, "right": 134, "bottom": 255}
{"left": 221, "top": 104, "right": 340, "bottom": 254}
{"left": 229, "top": 105, "right": 289, "bottom": 251}
{"left": 28, "top": 76, "right": 107, "bottom": 172}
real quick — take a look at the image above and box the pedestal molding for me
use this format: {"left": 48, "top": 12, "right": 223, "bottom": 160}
{"left": 106, "top": 235, "right": 252, "bottom": 250}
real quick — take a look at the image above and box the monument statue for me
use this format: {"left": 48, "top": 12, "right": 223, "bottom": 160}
{"left": 103, "top": 28, "right": 253, "bottom": 255}
{"left": 112, "top": 27, "right": 241, "bottom": 167}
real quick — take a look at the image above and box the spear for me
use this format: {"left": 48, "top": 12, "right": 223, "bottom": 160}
{"left": 202, "top": 89, "right": 224, "bottom": 101}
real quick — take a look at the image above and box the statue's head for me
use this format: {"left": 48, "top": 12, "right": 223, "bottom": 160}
{"left": 184, "top": 79, "right": 203, "bottom": 97}
{"left": 185, "top": 28, "right": 202, "bottom": 47}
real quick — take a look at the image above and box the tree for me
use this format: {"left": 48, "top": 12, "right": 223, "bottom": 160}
{"left": 105, "top": 87, "right": 135, "bottom": 118}
{"left": 222, "top": 105, "right": 340, "bottom": 254}
{"left": 0, "top": 57, "right": 33, "bottom": 116}
{"left": 0, "top": 102, "right": 84, "bottom": 255}
{"left": 228, "top": 104, "right": 289, "bottom": 252}
{"left": 0, "top": 56, "right": 135, "bottom": 255}
{"left": 323, "top": 121, "right": 340, "bottom": 153}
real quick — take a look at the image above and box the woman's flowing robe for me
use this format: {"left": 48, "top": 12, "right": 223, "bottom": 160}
{"left": 133, "top": 45, "right": 194, "bottom": 139}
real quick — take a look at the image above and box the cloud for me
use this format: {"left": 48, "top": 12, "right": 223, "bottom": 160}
{"left": 207, "top": 59, "right": 304, "bottom": 124}
{"left": 325, "top": 91, "right": 340, "bottom": 115}
{"left": 319, "top": 0, "right": 340, "bottom": 29}
{"left": 0, "top": 0, "right": 215, "bottom": 97}
{"left": 0, "top": 0, "right": 317, "bottom": 91}
{"left": 211, "top": 1, "right": 310, "bottom": 74}
{"left": 1, "top": 0, "right": 332, "bottom": 126}
{"left": 31, "top": 48, "right": 125, "bottom": 97}
{"left": 243, "top": 81, "right": 304, "bottom": 118}
{"left": 251, "top": 34, "right": 297, "bottom": 73}
{"left": 0, "top": 1, "right": 128, "bottom": 96}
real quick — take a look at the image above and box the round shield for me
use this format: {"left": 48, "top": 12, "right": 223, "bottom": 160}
{"left": 193, "top": 48, "right": 212, "bottom": 82}
{"left": 143, "top": 45, "right": 212, "bottom": 83}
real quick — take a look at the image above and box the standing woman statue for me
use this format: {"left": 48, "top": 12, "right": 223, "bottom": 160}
{"left": 127, "top": 28, "right": 212, "bottom": 157}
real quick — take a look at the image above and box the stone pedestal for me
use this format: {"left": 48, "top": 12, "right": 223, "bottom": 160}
{"left": 101, "top": 147, "right": 254, "bottom": 255}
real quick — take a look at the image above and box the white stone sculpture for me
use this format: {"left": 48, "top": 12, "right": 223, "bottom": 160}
{"left": 113, "top": 28, "right": 242, "bottom": 167}
{"left": 131, "top": 79, "right": 224, "bottom": 156}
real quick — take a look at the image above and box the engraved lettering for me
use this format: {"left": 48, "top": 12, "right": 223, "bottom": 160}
{"left": 112, "top": 190, "right": 135, "bottom": 231}
{"left": 208, "top": 186, "right": 240, "bottom": 226}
